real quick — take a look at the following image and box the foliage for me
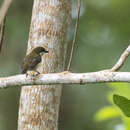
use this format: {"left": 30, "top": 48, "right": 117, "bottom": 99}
{"left": 113, "top": 94, "right": 130, "bottom": 117}
{"left": 95, "top": 83, "right": 130, "bottom": 130}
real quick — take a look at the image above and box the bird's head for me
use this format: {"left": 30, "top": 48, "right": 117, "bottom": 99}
{"left": 33, "top": 46, "right": 49, "bottom": 54}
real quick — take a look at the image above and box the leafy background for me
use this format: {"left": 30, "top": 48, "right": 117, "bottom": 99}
{"left": 0, "top": 0, "right": 130, "bottom": 130}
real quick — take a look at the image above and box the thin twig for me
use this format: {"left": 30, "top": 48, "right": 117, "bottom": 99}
{"left": 0, "top": 16, "right": 6, "bottom": 53}
{"left": 111, "top": 45, "right": 130, "bottom": 72}
{"left": 67, "top": 0, "right": 81, "bottom": 71}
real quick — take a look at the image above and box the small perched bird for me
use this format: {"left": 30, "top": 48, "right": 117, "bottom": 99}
{"left": 21, "top": 46, "right": 48, "bottom": 74}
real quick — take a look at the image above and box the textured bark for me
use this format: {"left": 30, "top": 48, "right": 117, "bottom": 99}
{"left": 18, "top": 0, "right": 71, "bottom": 130}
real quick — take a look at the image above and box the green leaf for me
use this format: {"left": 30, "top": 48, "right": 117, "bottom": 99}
{"left": 94, "top": 106, "right": 120, "bottom": 121}
{"left": 113, "top": 94, "right": 130, "bottom": 117}
{"left": 109, "top": 83, "right": 130, "bottom": 99}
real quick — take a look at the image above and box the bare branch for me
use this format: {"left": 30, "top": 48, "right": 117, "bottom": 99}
{"left": 0, "top": 70, "right": 130, "bottom": 89}
{"left": 0, "top": 0, "right": 13, "bottom": 24}
{"left": 0, "top": 0, "right": 13, "bottom": 52}
{"left": 111, "top": 45, "right": 130, "bottom": 71}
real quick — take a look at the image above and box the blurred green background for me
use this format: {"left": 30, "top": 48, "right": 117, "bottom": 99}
{"left": 0, "top": 0, "right": 130, "bottom": 130}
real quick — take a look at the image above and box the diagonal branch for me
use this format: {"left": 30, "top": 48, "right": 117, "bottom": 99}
{"left": 0, "top": 0, "right": 13, "bottom": 24}
{"left": 0, "top": 71, "right": 130, "bottom": 89}
{"left": 0, "top": 0, "right": 13, "bottom": 52}
{"left": 111, "top": 45, "right": 130, "bottom": 71}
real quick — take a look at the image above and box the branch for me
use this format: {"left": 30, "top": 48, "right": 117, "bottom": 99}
{"left": 0, "top": 0, "right": 13, "bottom": 52}
{"left": 111, "top": 45, "right": 130, "bottom": 71}
{"left": 0, "top": 44, "right": 130, "bottom": 89}
{"left": 0, "top": 0, "right": 13, "bottom": 24}
{"left": 1, "top": 71, "right": 130, "bottom": 89}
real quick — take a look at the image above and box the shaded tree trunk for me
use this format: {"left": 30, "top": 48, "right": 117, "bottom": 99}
{"left": 18, "top": 0, "right": 71, "bottom": 129}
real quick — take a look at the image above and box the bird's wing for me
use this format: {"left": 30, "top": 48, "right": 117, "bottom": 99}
{"left": 21, "top": 58, "right": 27, "bottom": 74}
{"left": 28, "top": 56, "right": 41, "bottom": 70}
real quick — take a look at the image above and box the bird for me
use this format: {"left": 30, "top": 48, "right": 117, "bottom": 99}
{"left": 21, "top": 46, "right": 48, "bottom": 74}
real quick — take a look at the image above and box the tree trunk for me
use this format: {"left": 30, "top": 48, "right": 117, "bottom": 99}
{"left": 18, "top": 0, "right": 71, "bottom": 130}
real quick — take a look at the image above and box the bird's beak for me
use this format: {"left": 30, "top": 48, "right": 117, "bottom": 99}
{"left": 40, "top": 50, "right": 49, "bottom": 56}
{"left": 44, "top": 50, "right": 49, "bottom": 53}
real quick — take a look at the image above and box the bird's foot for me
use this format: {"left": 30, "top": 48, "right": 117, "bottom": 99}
{"left": 26, "top": 70, "right": 40, "bottom": 77}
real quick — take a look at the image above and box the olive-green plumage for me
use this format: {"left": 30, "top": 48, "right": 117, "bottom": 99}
{"left": 21, "top": 47, "right": 48, "bottom": 74}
